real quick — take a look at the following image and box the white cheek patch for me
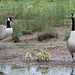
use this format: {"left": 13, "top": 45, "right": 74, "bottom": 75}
{"left": 8, "top": 18, "right": 10, "bottom": 21}
{"left": 73, "top": 15, "right": 74, "bottom": 17}
{"left": 73, "top": 14, "right": 75, "bottom": 17}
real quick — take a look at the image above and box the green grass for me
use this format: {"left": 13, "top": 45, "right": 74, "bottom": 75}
{"left": 0, "top": 0, "right": 75, "bottom": 41}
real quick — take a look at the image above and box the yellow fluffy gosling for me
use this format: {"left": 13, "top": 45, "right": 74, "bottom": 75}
{"left": 35, "top": 52, "right": 43, "bottom": 61}
{"left": 43, "top": 51, "right": 51, "bottom": 61}
{"left": 41, "top": 49, "right": 46, "bottom": 60}
{"left": 25, "top": 52, "right": 32, "bottom": 60}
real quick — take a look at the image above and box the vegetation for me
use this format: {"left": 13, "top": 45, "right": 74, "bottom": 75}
{"left": 64, "top": 31, "right": 70, "bottom": 41}
{"left": 22, "top": 30, "right": 33, "bottom": 35}
{"left": 0, "top": 0, "right": 75, "bottom": 42}
{"left": 38, "top": 28, "right": 58, "bottom": 41}
{"left": 12, "top": 25, "right": 20, "bottom": 42}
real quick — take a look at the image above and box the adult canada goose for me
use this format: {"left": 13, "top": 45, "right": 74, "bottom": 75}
{"left": 0, "top": 17, "right": 14, "bottom": 50}
{"left": 67, "top": 13, "right": 75, "bottom": 62}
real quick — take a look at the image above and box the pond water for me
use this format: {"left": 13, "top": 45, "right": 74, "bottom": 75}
{"left": 0, "top": 64, "right": 75, "bottom": 75}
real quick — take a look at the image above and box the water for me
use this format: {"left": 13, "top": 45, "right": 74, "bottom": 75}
{"left": 0, "top": 64, "right": 74, "bottom": 75}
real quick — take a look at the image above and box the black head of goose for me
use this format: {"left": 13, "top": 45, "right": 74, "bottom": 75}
{"left": 7, "top": 17, "right": 14, "bottom": 28}
{"left": 0, "top": 17, "right": 14, "bottom": 50}
{"left": 67, "top": 13, "right": 75, "bottom": 63}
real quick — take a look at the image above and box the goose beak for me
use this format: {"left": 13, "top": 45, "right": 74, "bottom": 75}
{"left": 70, "top": 15, "right": 72, "bottom": 18}
{"left": 11, "top": 19, "right": 14, "bottom": 22}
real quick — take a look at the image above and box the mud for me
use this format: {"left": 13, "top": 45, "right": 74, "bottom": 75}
{"left": 0, "top": 27, "right": 74, "bottom": 66}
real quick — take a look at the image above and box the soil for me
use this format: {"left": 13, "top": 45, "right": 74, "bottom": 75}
{"left": 0, "top": 26, "right": 75, "bottom": 66}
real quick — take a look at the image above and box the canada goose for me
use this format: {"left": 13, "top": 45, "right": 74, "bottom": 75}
{"left": 0, "top": 17, "right": 14, "bottom": 50}
{"left": 67, "top": 13, "right": 75, "bottom": 62}
{"left": 43, "top": 51, "right": 51, "bottom": 61}
{"left": 25, "top": 52, "right": 32, "bottom": 60}
{"left": 35, "top": 52, "right": 43, "bottom": 61}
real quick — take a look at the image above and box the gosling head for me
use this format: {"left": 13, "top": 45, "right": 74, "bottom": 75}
{"left": 7, "top": 17, "right": 14, "bottom": 22}
{"left": 70, "top": 13, "right": 74, "bottom": 18}
{"left": 41, "top": 50, "right": 44, "bottom": 53}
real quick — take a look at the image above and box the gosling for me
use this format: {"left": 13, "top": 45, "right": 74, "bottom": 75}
{"left": 43, "top": 51, "right": 51, "bottom": 61}
{"left": 35, "top": 52, "right": 43, "bottom": 61}
{"left": 25, "top": 52, "right": 32, "bottom": 60}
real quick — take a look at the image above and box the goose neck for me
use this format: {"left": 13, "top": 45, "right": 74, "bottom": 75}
{"left": 70, "top": 31, "right": 75, "bottom": 38}
{"left": 7, "top": 21, "right": 11, "bottom": 28}
{"left": 72, "top": 18, "right": 74, "bottom": 31}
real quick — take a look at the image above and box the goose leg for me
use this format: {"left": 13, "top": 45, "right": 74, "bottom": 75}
{"left": 71, "top": 53, "right": 75, "bottom": 63}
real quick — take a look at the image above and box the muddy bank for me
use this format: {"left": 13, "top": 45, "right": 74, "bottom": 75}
{"left": 0, "top": 26, "right": 73, "bottom": 65}
{"left": 0, "top": 40, "right": 74, "bottom": 65}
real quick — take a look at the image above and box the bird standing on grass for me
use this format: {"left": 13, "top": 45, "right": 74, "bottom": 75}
{"left": 67, "top": 13, "right": 75, "bottom": 63}
{"left": 0, "top": 17, "right": 14, "bottom": 50}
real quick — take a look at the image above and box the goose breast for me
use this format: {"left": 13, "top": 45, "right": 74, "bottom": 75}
{"left": 0, "top": 25, "right": 13, "bottom": 40}
{"left": 67, "top": 31, "right": 75, "bottom": 53}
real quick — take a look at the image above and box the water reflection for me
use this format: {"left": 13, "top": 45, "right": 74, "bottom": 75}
{"left": 26, "top": 66, "right": 31, "bottom": 71}
{"left": 0, "top": 72, "right": 5, "bottom": 75}
{"left": 36, "top": 66, "right": 50, "bottom": 74}
{"left": 0, "top": 64, "right": 74, "bottom": 75}
{"left": 70, "top": 67, "right": 74, "bottom": 75}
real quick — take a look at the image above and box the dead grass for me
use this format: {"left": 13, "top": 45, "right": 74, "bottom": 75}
{"left": 37, "top": 32, "right": 58, "bottom": 41}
